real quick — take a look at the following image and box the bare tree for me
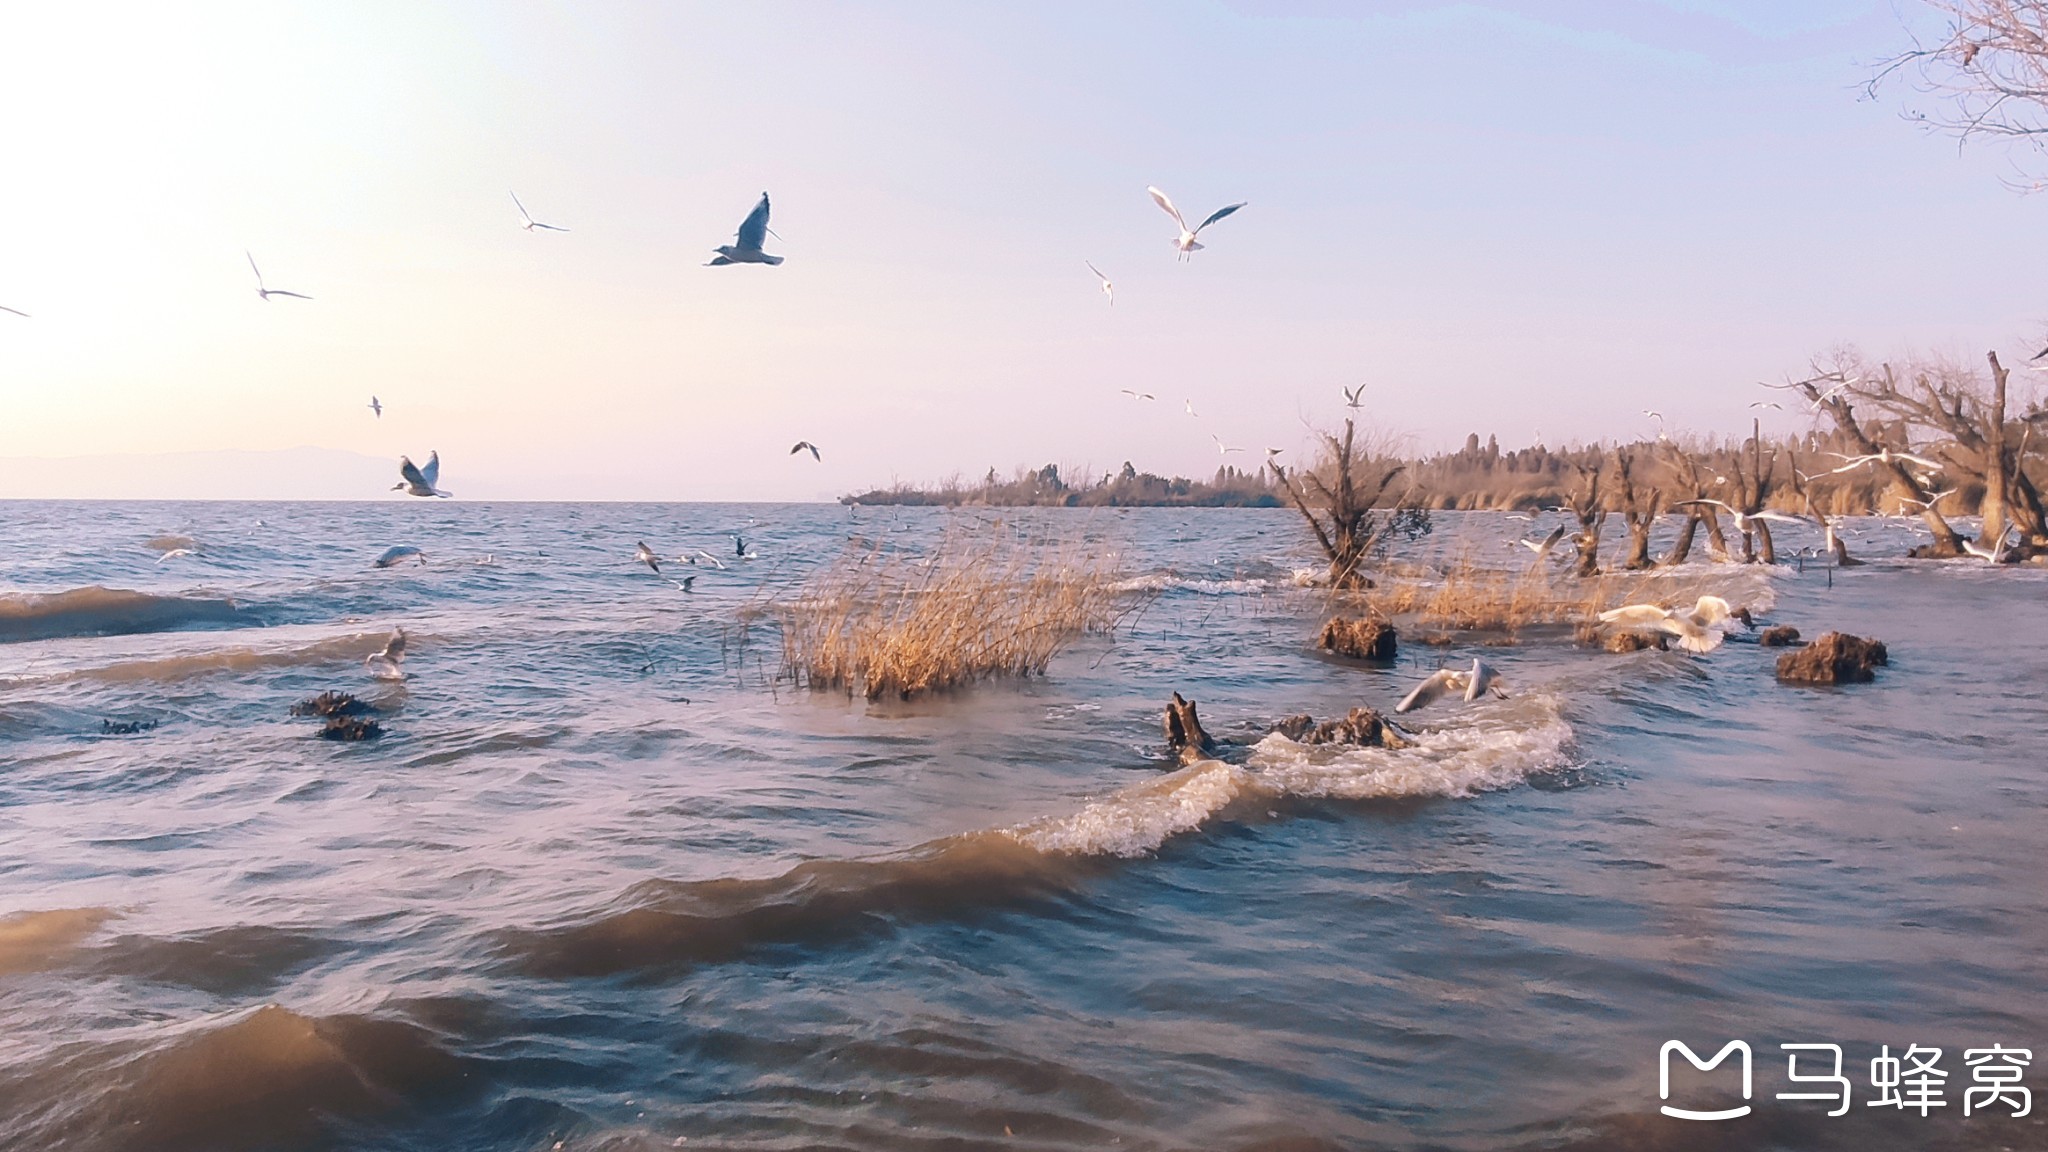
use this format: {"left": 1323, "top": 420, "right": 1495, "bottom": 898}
{"left": 1728, "top": 419, "right": 1783, "bottom": 563}
{"left": 1658, "top": 443, "right": 1732, "bottom": 565}
{"left": 1270, "top": 418, "right": 1428, "bottom": 589}
{"left": 1612, "top": 449, "right": 1664, "bottom": 570}
{"left": 1567, "top": 455, "right": 1607, "bottom": 577}
{"left": 1775, "top": 357, "right": 1969, "bottom": 555}
{"left": 1870, "top": 1, "right": 2048, "bottom": 189}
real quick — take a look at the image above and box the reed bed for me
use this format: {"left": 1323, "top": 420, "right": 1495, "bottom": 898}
{"left": 776, "top": 528, "right": 1145, "bottom": 699}
{"left": 1353, "top": 554, "right": 1763, "bottom": 634}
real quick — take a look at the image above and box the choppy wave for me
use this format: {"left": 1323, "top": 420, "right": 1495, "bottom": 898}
{"left": 511, "top": 701, "right": 1571, "bottom": 977}
{"left": 51, "top": 632, "right": 395, "bottom": 685}
{"left": 0, "top": 1004, "right": 471, "bottom": 1152}
{"left": 1113, "top": 572, "right": 1287, "bottom": 596}
{"left": 0, "top": 587, "right": 245, "bottom": 643}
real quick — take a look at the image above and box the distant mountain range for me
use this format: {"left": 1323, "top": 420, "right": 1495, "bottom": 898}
{"left": 0, "top": 447, "right": 400, "bottom": 500}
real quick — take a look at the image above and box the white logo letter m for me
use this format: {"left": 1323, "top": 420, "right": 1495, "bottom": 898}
{"left": 1660, "top": 1040, "right": 1753, "bottom": 1120}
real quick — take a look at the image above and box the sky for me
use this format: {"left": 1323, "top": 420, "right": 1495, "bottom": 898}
{"left": 1, "top": 0, "right": 2043, "bottom": 501}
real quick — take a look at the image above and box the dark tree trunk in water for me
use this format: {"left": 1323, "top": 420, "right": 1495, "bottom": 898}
{"left": 1662, "top": 510, "right": 1701, "bottom": 566}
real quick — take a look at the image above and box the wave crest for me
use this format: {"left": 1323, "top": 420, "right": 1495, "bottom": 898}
{"left": 0, "top": 587, "right": 244, "bottom": 643}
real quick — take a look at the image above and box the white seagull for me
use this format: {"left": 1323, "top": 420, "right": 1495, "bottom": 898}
{"left": 1962, "top": 529, "right": 2015, "bottom": 563}
{"left": 635, "top": 541, "right": 662, "bottom": 573}
{"left": 1086, "top": 261, "right": 1113, "bottom": 305}
{"left": 1212, "top": 435, "right": 1244, "bottom": 455}
{"left": 1184, "top": 399, "right": 1200, "bottom": 418}
{"left": 1749, "top": 400, "right": 1782, "bottom": 410}
{"left": 707, "top": 193, "right": 782, "bottom": 266}
{"left": 366, "top": 627, "right": 408, "bottom": 681}
{"left": 790, "top": 441, "right": 821, "bottom": 461}
{"left": 369, "top": 396, "right": 382, "bottom": 418}
{"left": 155, "top": 548, "right": 196, "bottom": 564}
{"left": 392, "top": 452, "right": 452, "bottom": 498}
{"left": 246, "top": 251, "right": 311, "bottom": 301}
{"left": 1808, "top": 378, "right": 1859, "bottom": 409}
{"left": 1146, "top": 186, "right": 1246, "bottom": 261}
{"left": 1343, "top": 384, "right": 1367, "bottom": 409}
{"left": 1396, "top": 659, "right": 1507, "bottom": 714}
{"left": 1826, "top": 448, "right": 1943, "bottom": 475}
{"left": 1669, "top": 499, "right": 1808, "bottom": 535}
{"left": 1597, "top": 595, "right": 1751, "bottom": 654}
{"left": 1120, "top": 389, "right": 1156, "bottom": 401}
{"left": 510, "top": 190, "right": 569, "bottom": 232}
{"left": 1520, "top": 524, "right": 1567, "bottom": 563}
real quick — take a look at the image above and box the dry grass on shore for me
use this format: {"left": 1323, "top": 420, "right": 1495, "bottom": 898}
{"left": 1355, "top": 554, "right": 1764, "bottom": 634}
{"left": 775, "top": 528, "right": 1146, "bottom": 699}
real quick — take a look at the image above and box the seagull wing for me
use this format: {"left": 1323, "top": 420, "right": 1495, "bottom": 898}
{"left": 1753, "top": 511, "right": 1809, "bottom": 525}
{"left": 1396, "top": 669, "right": 1459, "bottom": 714}
{"left": 2034, "top": 343, "right": 2048, "bottom": 362}
{"left": 246, "top": 250, "right": 264, "bottom": 290}
{"left": 398, "top": 455, "right": 429, "bottom": 489}
{"left": 511, "top": 191, "right": 533, "bottom": 224}
{"left": 265, "top": 290, "right": 312, "bottom": 300}
{"left": 1464, "top": 659, "right": 1502, "bottom": 702}
{"left": 1146, "top": 186, "right": 1186, "bottom": 231}
{"left": 736, "top": 193, "right": 772, "bottom": 250}
{"left": 1597, "top": 604, "right": 1670, "bottom": 627}
{"left": 1085, "top": 260, "right": 1108, "bottom": 285}
{"left": 421, "top": 451, "right": 440, "bottom": 489}
{"left": 0, "top": 305, "right": 27, "bottom": 318}
{"left": 1893, "top": 453, "right": 1944, "bottom": 471}
{"left": 1194, "top": 202, "right": 1246, "bottom": 234}
{"left": 1657, "top": 615, "right": 1723, "bottom": 653}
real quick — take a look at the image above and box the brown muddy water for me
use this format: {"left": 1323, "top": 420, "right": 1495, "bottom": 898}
{"left": 0, "top": 502, "right": 2043, "bottom": 1151}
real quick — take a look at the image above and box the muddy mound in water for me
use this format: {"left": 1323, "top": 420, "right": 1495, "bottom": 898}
{"left": 0, "top": 907, "right": 119, "bottom": 975}
{"left": 0, "top": 587, "right": 244, "bottom": 643}
{"left": 0, "top": 1005, "right": 473, "bottom": 1152}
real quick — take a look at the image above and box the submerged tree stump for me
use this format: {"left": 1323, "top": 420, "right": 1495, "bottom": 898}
{"left": 318, "top": 716, "right": 383, "bottom": 741}
{"left": 1576, "top": 623, "right": 1667, "bottom": 652}
{"left": 1758, "top": 626, "right": 1801, "bottom": 648}
{"left": 290, "top": 691, "right": 376, "bottom": 718}
{"left": 1318, "top": 616, "right": 1397, "bottom": 660}
{"left": 1163, "top": 692, "right": 1216, "bottom": 765}
{"left": 1775, "top": 632, "right": 1887, "bottom": 684}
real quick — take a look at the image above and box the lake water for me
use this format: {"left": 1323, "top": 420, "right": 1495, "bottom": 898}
{"left": 1, "top": 502, "right": 2042, "bottom": 1151}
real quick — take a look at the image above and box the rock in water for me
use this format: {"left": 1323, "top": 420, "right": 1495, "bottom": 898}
{"left": 1577, "top": 622, "right": 1666, "bottom": 652}
{"left": 290, "top": 691, "right": 375, "bottom": 718}
{"left": 1776, "top": 631, "right": 1887, "bottom": 684}
{"left": 1272, "top": 707, "right": 1412, "bottom": 750}
{"left": 1758, "top": 626, "right": 1801, "bottom": 648}
{"left": 1318, "top": 616, "right": 1397, "bottom": 660}
{"left": 319, "top": 716, "right": 383, "bottom": 741}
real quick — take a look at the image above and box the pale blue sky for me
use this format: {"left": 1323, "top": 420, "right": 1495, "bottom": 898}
{"left": 0, "top": 1, "right": 2040, "bottom": 500}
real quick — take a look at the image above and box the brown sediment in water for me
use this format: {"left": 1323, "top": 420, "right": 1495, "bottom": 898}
{"left": 144, "top": 535, "right": 195, "bottom": 553}
{"left": 0, "top": 907, "right": 119, "bottom": 975}
{"left": 0, "top": 1004, "right": 471, "bottom": 1152}
{"left": 505, "top": 832, "right": 1095, "bottom": 979}
{"left": 0, "top": 587, "right": 243, "bottom": 644}
{"left": 46, "top": 633, "right": 391, "bottom": 686}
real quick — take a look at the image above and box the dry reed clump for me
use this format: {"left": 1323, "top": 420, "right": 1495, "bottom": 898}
{"left": 775, "top": 530, "right": 1145, "bottom": 699}
{"left": 1352, "top": 554, "right": 1760, "bottom": 635}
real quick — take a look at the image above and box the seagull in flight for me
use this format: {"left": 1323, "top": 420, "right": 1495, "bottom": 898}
{"left": 373, "top": 545, "right": 425, "bottom": 568}
{"left": 790, "top": 441, "right": 821, "bottom": 461}
{"left": 510, "top": 190, "right": 569, "bottom": 232}
{"left": 1597, "top": 595, "right": 1751, "bottom": 654}
{"left": 365, "top": 627, "right": 408, "bottom": 681}
{"left": 1396, "top": 659, "right": 1507, "bottom": 714}
{"left": 1962, "top": 528, "right": 2015, "bottom": 563}
{"left": 1748, "top": 400, "right": 1781, "bottom": 410}
{"left": 1808, "top": 378, "right": 1859, "bottom": 410}
{"left": 1669, "top": 499, "right": 1807, "bottom": 535}
{"left": 1825, "top": 448, "right": 1943, "bottom": 475}
{"left": 369, "top": 396, "right": 382, "bottom": 418}
{"left": 1146, "top": 186, "right": 1245, "bottom": 261}
{"left": 246, "top": 251, "right": 311, "bottom": 301}
{"left": 155, "top": 548, "right": 196, "bottom": 564}
{"left": 1120, "top": 389, "right": 1156, "bottom": 401}
{"left": 392, "top": 452, "right": 452, "bottom": 498}
{"left": 2033, "top": 343, "right": 2048, "bottom": 362}
{"left": 1343, "top": 384, "right": 1367, "bottom": 409}
{"left": 0, "top": 305, "right": 27, "bottom": 318}
{"left": 1086, "top": 261, "right": 1113, "bottom": 305}
{"left": 635, "top": 541, "right": 662, "bottom": 573}
{"left": 1520, "top": 525, "right": 1567, "bottom": 564}
{"left": 1211, "top": 435, "right": 1243, "bottom": 455}
{"left": 1184, "top": 399, "right": 1199, "bottom": 418}
{"left": 708, "top": 192, "right": 783, "bottom": 266}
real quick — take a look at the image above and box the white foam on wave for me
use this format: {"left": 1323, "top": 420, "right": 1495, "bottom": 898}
{"left": 1007, "top": 759, "right": 1257, "bottom": 858}
{"left": 1112, "top": 573, "right": 1284, "bottom": 596}
{"left": 1006, "top": 696, "right": 1575, "bottom": 859}
{"left": 1249, "top": 696, "right": 1574, "bottom": 802}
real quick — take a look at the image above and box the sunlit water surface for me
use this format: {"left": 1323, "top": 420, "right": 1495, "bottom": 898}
{"left": 1, "top": 502, "right": 2042, "bottom": 1151}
